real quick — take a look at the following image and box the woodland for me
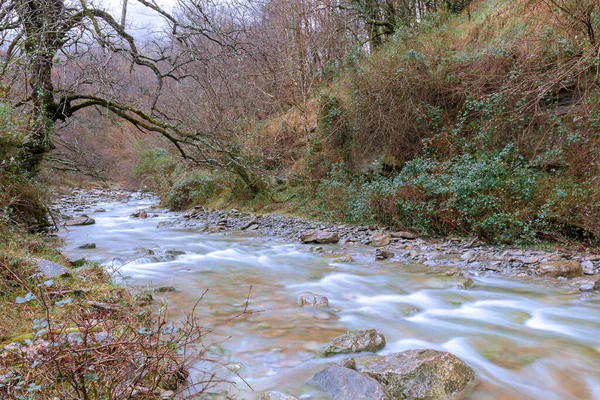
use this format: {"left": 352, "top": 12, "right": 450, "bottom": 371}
{"left": 0, "top": 0, "right": 599, "bottom": 398}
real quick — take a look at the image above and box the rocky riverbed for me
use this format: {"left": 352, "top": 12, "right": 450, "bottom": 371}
{"left": 53, "top": 188, "right": 600, "bottom": 399}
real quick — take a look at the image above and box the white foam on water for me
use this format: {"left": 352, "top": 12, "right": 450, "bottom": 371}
{"left": 525, "top": 309, "right": 593, "bottom": 339}
{"left": 357, "top": 290, "right": 449, "bottom": 310}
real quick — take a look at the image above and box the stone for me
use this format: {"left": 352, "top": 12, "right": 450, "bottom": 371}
{"left": 341, "top": 357, "right": 356, "bottom": 370}
{"left": 519, "top": 256, "right": 539, "bottom": 265}
{"left": 390, "top": 231, "right": 418, "bottom": 240}
{"left": 333, "top": 255, "right": 354, "bottom": 263}
{"left": 355, "top": 349, "right": 477, "bottom": 400}
{"left": 581, "top": 260, "right": 595, "bottom": 275}
{"left": 460, "top": 252, "right": 477, "bottom": 262}
{"left": 135, "top": 293, "right": 154, "bottom": 305}
{"left": 573, "top": 277, "right": 600, "bottom": 291}
{"left": 444, "top": 268, "right": 463, "bottom": 277}
{"left": 78, "top": 243, "right": 96, "bottom": 249}
{"left": 300, "top": 230, "right": 340, "bottom": 244}
{"left": 322, "top": 329, "right": 386, "bottom": 357}
{"left": 241, "top": 219, "right": 259, "bottom": 230}
{"left": 310, "top": 364, "right": 388, "bottom": 400}
{"left": 538, "top": 260, "right": 583, "bottom": 278}
{"left": 371, "top": 233, "right": 391, "bottom": 247}
{"left": 65, "top": 215, "right": 95, "bottom": 226}
{"left": 70, "top": 258, "right": 87, "bottom": 268}
{"left": 165, "top": 250, "right": 186, "bottom": 256}
{"left": 131, "top": 209, "right": 148, "bottom": 218}
{"left": 260, "top": 391, "right": 298, "bottom": 400}
{"left": 300, "top": 293, "right": 329, "bottom": 307}
{"left": 458, "top": 277, "right": 475, "bottom": 289}
{"left": 157, "top": 221, "right": 174, "bottom": 228}
{"left": 35, "top": 258, "right": 71, "bottom": 278}
{"left": 94, "top": 208, "right": 106, "bottom": 213}
{"left": 156, "top": 286, "right": 177, "bottom": 292}
{"left": 375, "top": 248, "right": 394, "bottom": 260}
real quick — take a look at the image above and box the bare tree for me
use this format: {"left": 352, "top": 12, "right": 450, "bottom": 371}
{"left": 0, "top": 0, "right": 267, "bottom": 193}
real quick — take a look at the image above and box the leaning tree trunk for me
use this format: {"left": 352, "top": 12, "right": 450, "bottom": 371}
{"left": 18, "top": 0, "right": 63, "bottom": 174}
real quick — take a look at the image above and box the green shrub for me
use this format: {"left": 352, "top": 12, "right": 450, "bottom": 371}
{"left": 0, "top": 103, "right": 48, "bottom": 232}
{"left": 313, "top": 144, "right": 600, "bottom": 244}
{"left": 133, "top": 148, "right": 178, "bottom": 197}
{"left": 165, "top": 172, "right": 220, "bottom": 210}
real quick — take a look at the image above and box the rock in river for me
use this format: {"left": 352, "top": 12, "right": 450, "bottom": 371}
{"left": 355, "top": 349, "right": 477, "bottom": 400}
{"left": 131, "top": 209, "right": 148, "bottom": 218}
{"left": 310, "top": 364, "right": 388, "bottom": 400}
{"left": 64, "top": 215, "right": 95, "bottom": 226}
{"left": 322, "top": 329, "right": 386, "bottom": 357}
{"left": 375, "top": 248, "right": 394, "bottom": 260}
{"left": 300, "top": 293, "right": 329, "bottom": 307}
{"left": 300, "top": 230, "right": 339, "bottom": 244}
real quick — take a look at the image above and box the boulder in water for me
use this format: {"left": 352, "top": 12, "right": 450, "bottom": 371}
{"left": 458, "top": 277, "right": 474, "bottom": 289}
{"left": 310, "top": 364, "right": 388, "bottom": 400}
{"left": 375, "top": 248, "right": 394, "bottom": 260}
{"left": 300, "top": 293, "right": 329, "bottom": 307}
{"left": 131, "top": 209, "right": 148, "bottom": 218}
{"left": 355, "top": 349, "right": 477, "bottom": 399}
{"left": 65, "top": 215, "right": 95, "bottom": 226}
{"left": 322, "top": 329, "right": 386, "bottom": 357}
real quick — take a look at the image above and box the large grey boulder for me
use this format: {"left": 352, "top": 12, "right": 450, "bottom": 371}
{"left": 300, "top": 230, "right": 339, "bottom": 244}
{"left": 310, "top": 364, "right": 388, "bottom": 400}
{"left": 64, "top": 215, "right": 95, "bottom": 226}
{"left": 356, "top": 349, "right": 477, "bottom": 399}
{"left": 322, "top": 329, "right": 386, "bottom": 357}
{"left": 35, "top": 258, "right": 70, "bottom": 278}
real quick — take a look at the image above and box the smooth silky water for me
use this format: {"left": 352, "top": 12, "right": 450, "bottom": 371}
{"left": 59, "top": 195, "right": 600, "bottom": 399}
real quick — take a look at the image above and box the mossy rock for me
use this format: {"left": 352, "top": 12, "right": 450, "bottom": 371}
{"left": 356, "top": 349, "right": 477, "bottom": 399}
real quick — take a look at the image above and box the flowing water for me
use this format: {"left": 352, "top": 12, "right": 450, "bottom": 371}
{"left": 59, "top": 194, "right": 600, "bottom": 399}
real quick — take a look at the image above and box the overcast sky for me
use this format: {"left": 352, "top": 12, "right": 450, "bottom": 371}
{"left": 102, "top": 0, "right": 178, "bottom": 33}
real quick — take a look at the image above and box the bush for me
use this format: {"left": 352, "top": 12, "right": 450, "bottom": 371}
{"left": 133, "top": 148, "right": 178, "bottom": 198}
{"left": 315, "top": 143, "right": 599, "bottom": 244}
{"left": 165, "top": 171, "right": 220, "bottom": 210}
{"left": 0, "top": 103, "right": 49, "bottom": 232}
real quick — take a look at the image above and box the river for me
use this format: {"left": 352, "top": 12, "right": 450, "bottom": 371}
{"left": 58, "top": 192, "right": 600, "bottom": 399}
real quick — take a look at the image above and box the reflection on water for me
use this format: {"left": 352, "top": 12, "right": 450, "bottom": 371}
{"left": 60, "top": 194, "right": 600, "bottom": 399}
